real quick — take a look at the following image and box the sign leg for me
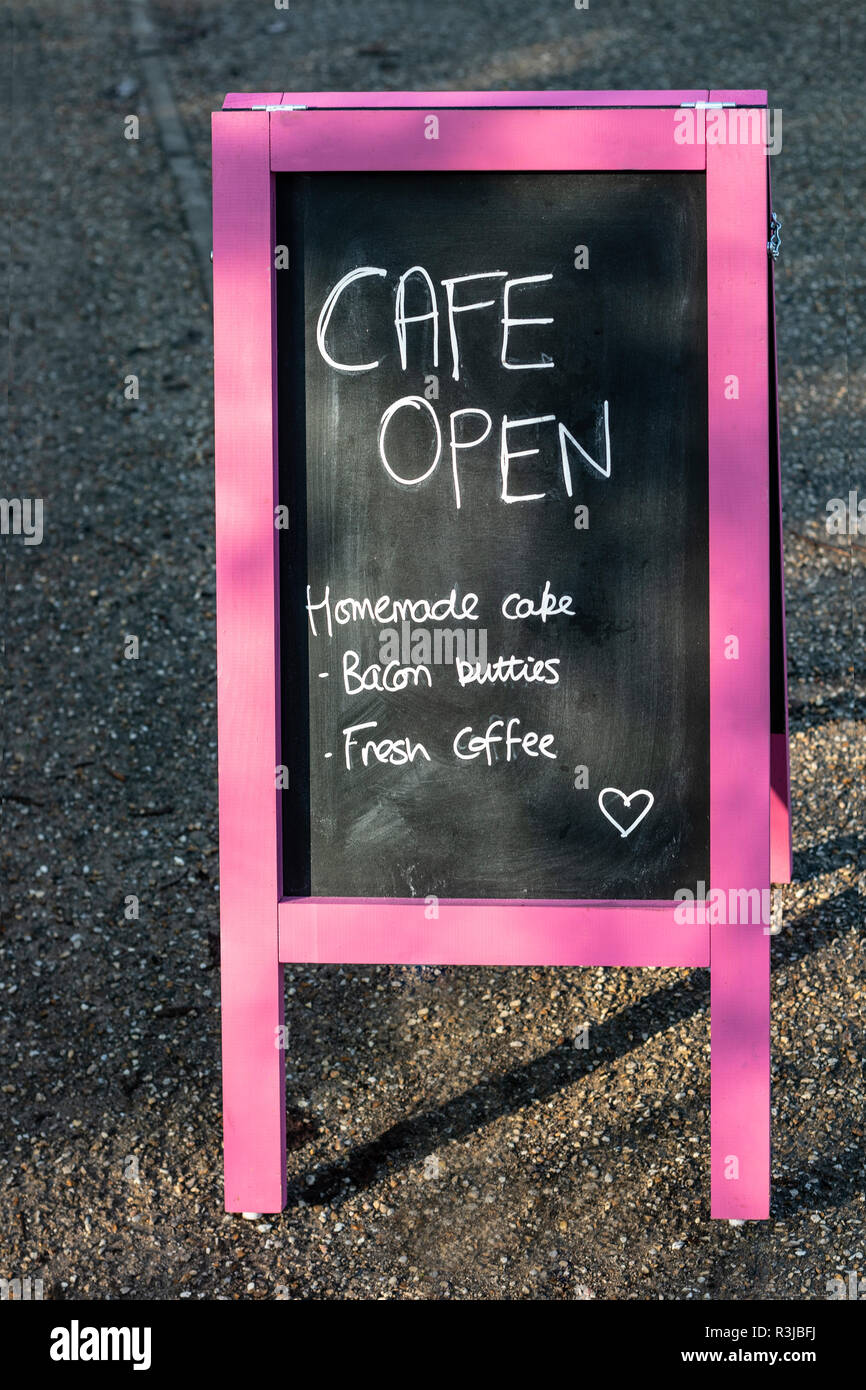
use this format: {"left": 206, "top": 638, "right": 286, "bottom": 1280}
{"left": 221, "top": 939, "right": 286, "bottom": 1213}
{"left": 711, "top": 920, "right": 770, "bottom": 1219}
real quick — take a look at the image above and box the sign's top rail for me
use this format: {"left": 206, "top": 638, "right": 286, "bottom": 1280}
{"left": 222, "top": 89, "right": 769, "bottom": 111}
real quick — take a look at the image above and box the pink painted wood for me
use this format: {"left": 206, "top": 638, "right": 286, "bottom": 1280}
{"left": 771, "top": 733, "right": 792, "bottom": 883}
{"left": 269, "top": 107, "right": 705, "bottom": 172}
{"left": 709, "top": 90, "right": 769, "bottom": 105}
{"left": 214, "top": 92, "right": 777, "bottom": 1217}
{"left": 222, "top": 93, "right": 283, "bottom": 109}
{"left": 706, "top": 123, "right": 771, "bottom": 1220}
{"left": 279, "top": 900, "right": 709, "bottom": 968}
{"left": 272, "top": 90, "right": 711, "bottom": 108}
{"left": 768, "top": 163, "right": 793, "bottom": 886}
{"left": 212, "top": 109, "right": 286, "bottom": 1213}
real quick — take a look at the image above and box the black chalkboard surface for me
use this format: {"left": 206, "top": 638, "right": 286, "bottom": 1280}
{"left": 276, "top": 171, "right": 709, "bottom": 900}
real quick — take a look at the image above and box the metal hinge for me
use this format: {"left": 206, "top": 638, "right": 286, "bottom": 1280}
{"left": 768, "top": 211, "right": 782, "bottom": 261}
{"left": 679, "top": 100, "right": 735, "bottom": 108}
{"left": 251, "top": 104, "right": 307, "bottom": 112}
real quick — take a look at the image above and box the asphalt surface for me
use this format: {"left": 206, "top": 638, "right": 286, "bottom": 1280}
{"left": 1, "top": 0, "right": 864, "bottom": 1300}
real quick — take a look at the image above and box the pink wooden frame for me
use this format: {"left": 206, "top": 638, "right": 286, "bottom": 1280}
{"left": 705, "top": 103, "right": 771, "bottom": 1220}
{"left": 213, "top": 110, "right": 285, "bottom": 1212}
{"left": 213, "top": 91, "right": 780, "bottom": 1220}
{"left": 768, "top": 155, "right": 793, "bottom": 887}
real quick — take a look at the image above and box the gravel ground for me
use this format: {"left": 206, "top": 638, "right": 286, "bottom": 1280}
{"left": 2, "top": 0, "right": 864, "bottom": 1301}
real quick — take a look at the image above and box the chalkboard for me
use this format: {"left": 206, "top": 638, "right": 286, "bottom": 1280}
{"left": 276, "top": 171, "right": 709, "bottom": 900}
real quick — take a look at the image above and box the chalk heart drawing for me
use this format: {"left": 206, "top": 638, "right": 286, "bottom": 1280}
{"left": 598, "top": 786, "right": 655, "bottom": 839}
